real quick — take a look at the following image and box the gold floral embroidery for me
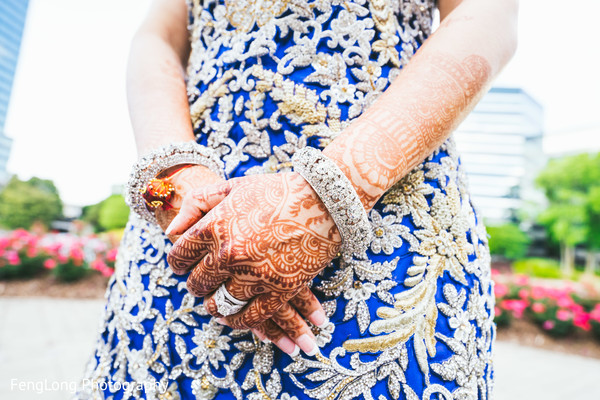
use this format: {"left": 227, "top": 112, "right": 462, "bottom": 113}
{"left": 190, "top": 70, "right": 234, "bottom": 129}
{"left": 343, "top": 180, "right": 476, "bottom": 379}
{"left": 369, "top": 0, "right": 402, "bottom": 66}
{"left": 251, "top": 65, "right": 341, "bottom": 141}
{"left": 224, "top": 0, "right": 290, "bottom": 33}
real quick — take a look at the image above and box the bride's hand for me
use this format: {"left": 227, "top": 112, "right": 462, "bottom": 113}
{"left": 154, "top": 165, "right": 224, "bottom": 241}
{"left": 165, "top": 172, "right": 342, "bottom": 355}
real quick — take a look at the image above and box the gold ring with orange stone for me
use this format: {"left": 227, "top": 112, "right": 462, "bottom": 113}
{"left": 142, "top": 164, "right": 194, "bottom": 212}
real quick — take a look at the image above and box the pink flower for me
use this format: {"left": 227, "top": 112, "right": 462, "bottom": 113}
{"left": 518, "top": 289, "right": 529, "bottom": 300}
{"left": 502, "top": 299, "right": 527, "bottom": 319}
{"left": 530, "top": 286, "right": 547, "bottom": 300}
{"left": 531, "top": 303, "right": 546, "bottom": 313}
{"left": 106, "top": 249, "right": 118, "bottom": 262}
{"left": 494, "top": 283, "right": 508, "bottom": 298}
{"left": 557, "top": 296, "right": 573, "bottom": 308}
{"left": 91, "top": 259, "right": 105, "bottom": 271}
{"left": 515, "top": 275, "right": 530, "bottom": 286}
{"left": 570, "top": 303, "right": 584, "bottom": 314}
{"left": 12, "top": 229, "right": 29, "bottom": 240}
{"left": 494, "top": 307, "right": 501, "bottom": 316}
{"left": 543, "top": 320, "right": 555, "bottom": 330}
{"left": 99, "top": 265, "right": 113, "bottom": 277}
{"left": 590, "top": 305, "right": 600, "bottom": 322}
{"left": 43, "top": 259, "right": 57, "bottom": 269}
{"left": 91, "top": 259, "right": 114, "bottom": 277}
{"left": 26, "top": 246, "right": 38, "bottom": 258}
{"left": 6, "top": 250, "right": 20, "bottom": 265}
{"left": 70, "top": 247, "right": 84, "bottom": 261}
{"left": 574, "top": 312, "right": 591, "bottom": 331}
{"left": 556, "top": 309, "right": 572, "bottom": 321}
{"left": 46, "top": 242, "right": 62, "bottom": 253}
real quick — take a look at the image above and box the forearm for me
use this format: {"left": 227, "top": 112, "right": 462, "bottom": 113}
{"left": 323, "top": 0, "right": 518, "bottom": 211}
{"left": 126, "top": 14, "right": 194, "bottom": 157}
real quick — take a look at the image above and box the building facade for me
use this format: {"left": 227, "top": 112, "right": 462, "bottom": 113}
{"left": 0, "top": 0, "right": 30, "bottom": 184}
{"left": 454, "top": 87, "right": 545, "bottom": 225}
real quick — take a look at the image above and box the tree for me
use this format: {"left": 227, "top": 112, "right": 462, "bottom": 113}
{"left": 487, "top": 223, "right": 531, "bottom": 260}
{"left": 536, "top": 153, "right": 600, "bottom": 274}
{"left": 0, "top": 176, "right": 63, "bottom": 229}
{"left": 97, "top": 194, "right": 130, "bottom": 231}
{"left": 80, "top": 202, "right": 102, "bottom": 231}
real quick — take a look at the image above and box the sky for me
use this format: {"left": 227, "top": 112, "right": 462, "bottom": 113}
{"left": 4, "top": 0, "right": 600, "bottom": 207}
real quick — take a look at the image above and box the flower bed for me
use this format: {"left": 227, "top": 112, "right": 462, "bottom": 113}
{"left": 0, "top": 229, "right": 118, "bottom": 282}
{"left": 493, "top": 269, "right": 600, "bottom": 341}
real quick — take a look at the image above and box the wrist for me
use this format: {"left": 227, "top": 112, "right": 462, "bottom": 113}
{"left": 291, "top": 146, "right": 373, "bottom": 262}
{"left": 125, "top": 141, "right": 225, "bottom": 225}
{"left": 167, "top": 164, "right": 224, "bottom": 188}
{"left": 322, "top": 125, "right": 386, "bottom": 211}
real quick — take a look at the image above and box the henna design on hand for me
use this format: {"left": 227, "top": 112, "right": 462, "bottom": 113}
{"left": 167, "top": 172, "right": 342, "bottom": 329}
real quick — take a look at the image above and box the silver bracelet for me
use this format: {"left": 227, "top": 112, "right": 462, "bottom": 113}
{"left": 291, "top": 146, "right": 373, "bottom": 262}
{"left": 125, "top": 141, "right": 225, "bottom": 225}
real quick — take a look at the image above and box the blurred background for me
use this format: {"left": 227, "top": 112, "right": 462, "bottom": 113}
{"left": 0, "top": 0, "right": 599, "bottom": 399}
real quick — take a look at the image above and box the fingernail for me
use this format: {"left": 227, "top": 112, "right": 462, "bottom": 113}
{"left": 297, "top": 333, "right": 317, "bottom": 356}
{"left": 215, "top": 318, "right": 227, "bottom": 325}
{"left": 276, "top": 336, "right": 297, "bottom": 355}
{"left": 165, "top": 215, "right": 180, "bottom": 235}
{"left": 317, "top": 317, "right": 330, "bottom": 330}
{"left": 289, "top": 345, "right": 300, "bottom": 358}
{"left": 308, "top": 310, "right": 327, "bottom": 327}
{"left": 251, "top": 329, "right": 271, "bottom": 344}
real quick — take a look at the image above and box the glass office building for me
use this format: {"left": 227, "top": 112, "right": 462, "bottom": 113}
{"left": 0, "top": 0, "right": 30, "bottom": 183}
{"left": 454, "top": 87, "right": 545, "bottom": 224}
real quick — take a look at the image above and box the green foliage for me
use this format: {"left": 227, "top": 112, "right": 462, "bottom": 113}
{"left": 51, "top": 260, "right": 91, "bottom": 282}
{"left": 487, "top": 224, "right": 530, "bottom": 260}
{"left": 512, "top": 258, "right": 562, "bottom": 279}
{"left": 0, "top": 176, "right": 63, "bottom": 229}
{"left": 536, "top": 153, "right": 600, "bottom": 248}
{"left": 0, "top": 255, "right": 46, "bottom": 279}
{"left": 528, "top": 300, "right": 575, "bottom": 338}
{"left": 80, "top": 203, "right": 102, "bottom": 231}
{"left": 97, "top": 195, "right": 130, "bottom": 231}
{"left": 494, "top": 307, "right": 512, "bottom": 327}
{"left": 592, "top": 320, "right": 600, "bottom": 341}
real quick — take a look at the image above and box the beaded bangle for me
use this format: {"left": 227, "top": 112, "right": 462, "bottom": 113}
{"left": 291, "top": 146, "right": 373, "bottom": 262}
{"left": 125, "top": 141, "right": 225, "bottom": 225}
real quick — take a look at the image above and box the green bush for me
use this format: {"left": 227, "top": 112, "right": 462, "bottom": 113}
{"left": 51, "top": 260, "right": 91, "bottom": 282}
{"left": 592, "top": 320, "right": 600, "bottom": 341}
{"left": 494, "top": 307, "right": 512, "bottom": 327}
{"left": 98, "top": 195, "right": 130, "bottom": 232}
{"left": 0, "top": 254, "right": 46, "bottom": 279}
{"left": 512, "top": 258, "right": 562, "bottom": 279}
{"left": 487, "top": 224, "right": 531, "bottom": 260}
{"left": 0, "top": 176, "right": 63, "bottom": 229}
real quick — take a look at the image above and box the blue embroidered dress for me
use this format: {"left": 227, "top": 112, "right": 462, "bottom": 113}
{"left": 77, "top": 0, "right": 496, "bottom": 399}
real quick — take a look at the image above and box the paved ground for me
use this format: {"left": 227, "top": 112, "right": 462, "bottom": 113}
{"left": 1, "top": 297, "right": 599, "bottom": 399}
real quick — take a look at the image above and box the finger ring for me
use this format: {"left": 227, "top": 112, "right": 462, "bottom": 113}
{"left": 214, "top": 284, "right": 248, "bottom": 316}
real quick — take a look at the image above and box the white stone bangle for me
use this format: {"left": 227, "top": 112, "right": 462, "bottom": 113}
{"left": 125, "top": 141, "right": 225, "bottom": 225}
{"left": 291, "top": 146, "right": 373, "bottom": 262}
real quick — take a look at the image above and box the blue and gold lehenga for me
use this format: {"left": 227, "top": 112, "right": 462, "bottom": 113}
{"left": 76, "top": 0, "right": 496, "bottom": 399}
